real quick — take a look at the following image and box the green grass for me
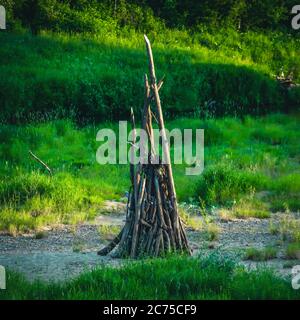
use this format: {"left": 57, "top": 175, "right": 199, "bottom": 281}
{"left": 0, "top": 26, "right": 299, "bottom": 123}
{"left": 1, "top": 5, "right": 299, "bottom": 300}
{"left": 217, "top": 198, "right": 271, "bottom": 220}
{"left": 286, "top": 243, "right": 300, "bottom": 260}
{"left": 232, "top": 197, "right": 270, "bottom": 219}
{"left": 244, "top": 247, "right": 278, "bottom": 262}
{"left": 0, "top": 113, "right": 299, "bottom": 232}
{"left": 0, "top": 171, "right": 103, "bottom": 233}
{"left": 269, "top": 215, "right": 300, "bottom": 243}
{"left": 98, "top": 225, "right": 121, "bottom": 241}
{"left": 0, "top": 255, "right": 299, "bottom": 300}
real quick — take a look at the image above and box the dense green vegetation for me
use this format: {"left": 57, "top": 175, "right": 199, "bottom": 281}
{"left": 3, "top": 0, "right": 300, "bottom": 33}
{"left": 1, "top": 114, "right": 299, "bottom": 233}
{"left": 1, "top": 254, "right": 299, "bottom": 300}
{"left": 1, "top": 30, "right": 299, "bottom": 123}
{"left": 0, "top": 0, "right": 299, "bottom": 301}
{"left": 0, "top": 1, "right": 299, "bottom": 123}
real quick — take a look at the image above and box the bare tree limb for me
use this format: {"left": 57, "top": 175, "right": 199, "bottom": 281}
{"left": 29, "top": 150, "right": 52, "bottom": 176}
{"left": 144, "top": 34, "right": 179, "bottom": 227}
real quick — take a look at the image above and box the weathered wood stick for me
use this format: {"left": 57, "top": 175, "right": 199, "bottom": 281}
{"left": 97, "top": 229, "right": 123, "bottom": 256}
{"left": 140, "top": 74, "right": 151, "bottom": 165}
{"left": 159, "top": 232, "right": 165, "bottom": 255}
{"left": 130, "top": 108, "right": 136, "bottom": 188}
{"left": 144, "top": 35, "right": 179, "bottom": 229}
{"left": 140, "top": 170, "right": 152, "bottom": 221}
{"left": 148, "top": 78, "right": 164, "bottom": 103}
{"left": 130, "top": 176, "right": 146, "bottom": 257}
{"left": 146, "top": 220, "right": 157, "bottom": 253}
{"left": 29, "top": 150, "right": 52, "bottom": 176}
{"left": 116, "top": 191, "right": 135, "bottom": 256}
{"left": 150, "top": 200, "right": 157, "bottom": 223}
{"left": 100, "top": 190, "right": 135, "bottom": 257}
{"left": 147, "top": 104, "right": 156, "bottom": 160}
{"left": 140, "top": 218, "right": 152, "bottom": 228}
{"left": 163, "top": 229, "right": 171, "bottom": 253}
{"left": 154, "top": 228, "right": 163, "bottom": 256}
{"left": 179, "top": 218, "right": 192, "bottom": 254}
{"left": 142, "top": 74, "right": 157, "bottom": 160}
{"left": 142, "top": 74, "right": 150, "bottom": 130}
{"left": 154, "top": 176, "right": 168, "bottom": 230}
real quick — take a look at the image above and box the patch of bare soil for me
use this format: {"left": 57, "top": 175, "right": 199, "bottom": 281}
{"left": 190, "top": 213, "right": 300, "bottom": 277}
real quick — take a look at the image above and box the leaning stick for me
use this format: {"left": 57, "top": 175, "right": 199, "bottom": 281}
{"left": 29, "top": 150, "right": 52, "bottom": 176}
{"left": 148, "top": 78, "right": 164, "bottom": 103}
{"left": 130, "top": 175, "right": 146, "bottom": 257}
{"left": 154, "top": 176, "right": 168, "bottom": 230}
{"left": 142, "top": 74, "right": 156, "bottom": 159}
{"left": 130, "top": 108, "right": 136, "bottom": 187}
{"left": 112, "top": 191, "right": 135, "bottom": 257}
{"left": 97, "top": 229, "right": 123, "bottom": 256}
{"left": 130, "top": 108, "right": 141, "bottom": 211}
{"left": 142, "top": 74, "right": 150, "bottom": 130}
{"left": 144, "top": 35, "right": 179, "bottom": 227}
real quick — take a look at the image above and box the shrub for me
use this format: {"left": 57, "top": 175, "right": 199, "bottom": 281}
{"left": 244, "top": 247, "right": 277, "bottom": 261}
{"left": 196, "top": 164, "right": 268, "bottom": 206}
{"left": 204, "top": 223, "right": 221, "bottom": 241}
{"left": 232, "top": 197, "right": 270, "bottom": 219}
{"left": 286, "top": 243, "right": 300, "bottom": 260}
{"left": 0, "top": 172, "right": 102, "bottom": 232}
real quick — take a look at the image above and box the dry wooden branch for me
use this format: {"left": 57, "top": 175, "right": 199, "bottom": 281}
{"left": 29, "top": 150, "right": 52, "bottom": 176}
{"left": 130, "top": 175, "right": 146, "bottom": 257}
{"left": 97, "top": 229, "right": 123, "bottom": 256}
{"left": 144, "top": 34, "right": 180, "bottom": 229}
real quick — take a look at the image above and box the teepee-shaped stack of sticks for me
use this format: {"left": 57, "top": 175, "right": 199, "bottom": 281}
{"left": 98, "top": 35, "right": 191, "bottom": 258}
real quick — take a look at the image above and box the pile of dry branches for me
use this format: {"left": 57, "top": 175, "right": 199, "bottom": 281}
{"left": 98, "top": 35, "right": 191, "bottom": 258}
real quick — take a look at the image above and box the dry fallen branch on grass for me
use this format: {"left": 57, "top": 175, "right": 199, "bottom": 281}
{"left": 98, "top": 35, "right": 191, "bottom": 258}
{"left": 29, "top": 150, "right": 52, "bottom": 177}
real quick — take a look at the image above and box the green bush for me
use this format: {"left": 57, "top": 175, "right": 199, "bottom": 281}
{"left": 196, "top": 164, "right": 268, "bottom": 206}
{"left": 268, "top": 174, "right": 300, "bottom": 211}
{"left": 5, "top": 1, "right": 297, "bottom": 34}
{"left": 244, "top": 246, "right": 277, "bottom": 261}
{"left": 0, "top": 171, "right": 102, "bottom": 232}
{"left": 286, "top": 243, "right": 300, "bottom": 259}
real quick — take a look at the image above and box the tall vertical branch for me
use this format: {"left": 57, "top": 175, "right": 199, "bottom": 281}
{"left": 143, "top": 34, "right": 179, "bottom": 228}
{"left": 98, "top": 35, "right": 191, "bottom": 258}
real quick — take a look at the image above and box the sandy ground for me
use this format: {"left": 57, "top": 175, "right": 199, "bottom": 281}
{"left": 0, "top": 201, "right": 299, "bottom": 282}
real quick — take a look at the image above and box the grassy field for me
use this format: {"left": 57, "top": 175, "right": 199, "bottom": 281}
{"left": 0, "top": 28, "right": 299, "bottom": 123}
{"left": 1, "top": 254, "right": 299, "bottom": 300}
{"left": 1, "top": 10, "right": 299, "bottom": 233}
{"left": 0, "top": 113, "right": 299, "bottom": 233}
{"left": 1, "top": 0, "right": 299, "bottom": 302}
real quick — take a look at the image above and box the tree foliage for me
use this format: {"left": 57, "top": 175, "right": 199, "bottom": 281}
{"left": 2, "top": 0, "right": 299, "bottom": 33}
